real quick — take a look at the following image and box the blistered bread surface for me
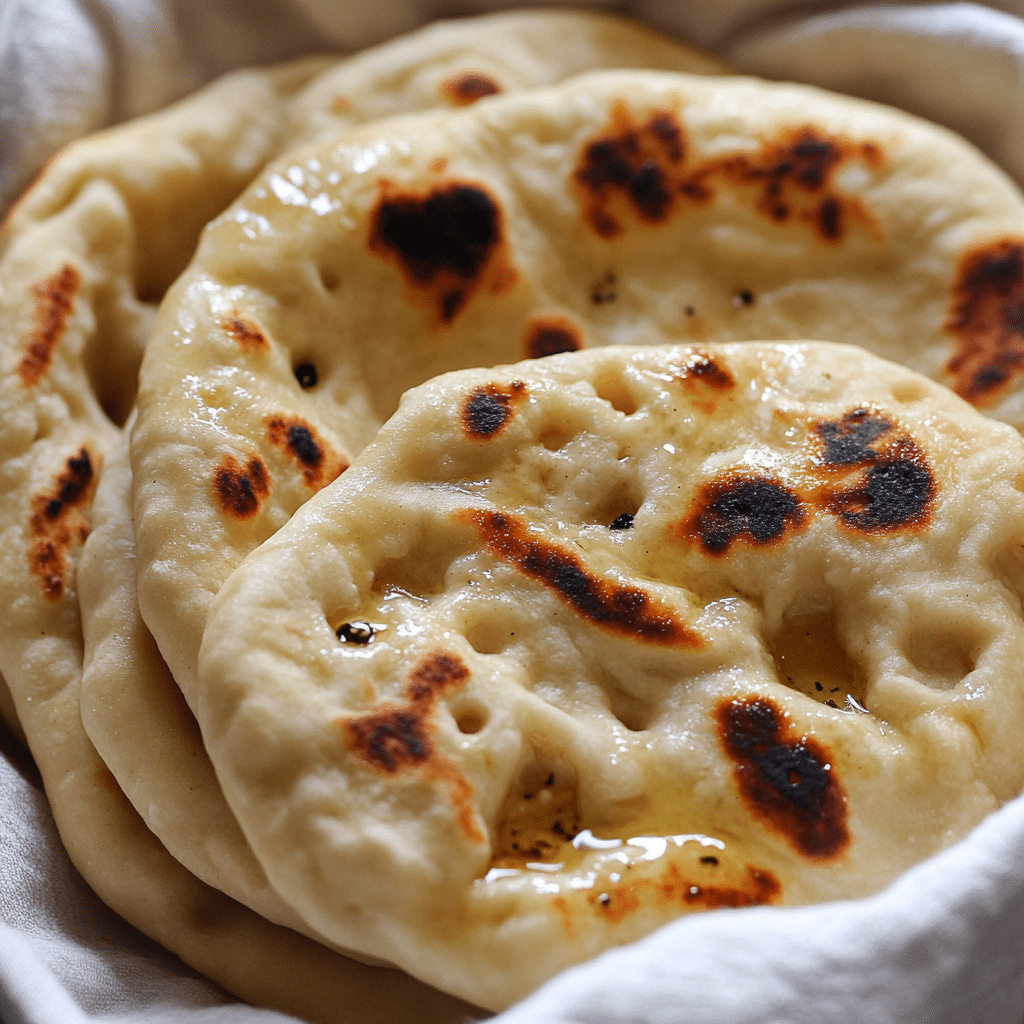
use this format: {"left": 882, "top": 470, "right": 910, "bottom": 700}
{"left": 198, "top": 342, "right": 1024, "bottom": 1011}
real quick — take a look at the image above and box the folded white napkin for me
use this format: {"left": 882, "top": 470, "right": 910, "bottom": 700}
{"left": 3, "top": 3, "right": 1024, "bottom": 1023}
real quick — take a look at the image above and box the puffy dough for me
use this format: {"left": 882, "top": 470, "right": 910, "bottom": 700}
{"left": 133, "top": 67, "right": 1024, "bottom": 716}
{"left": 198, "top": 342, "right": 1024, "bottom": 1011}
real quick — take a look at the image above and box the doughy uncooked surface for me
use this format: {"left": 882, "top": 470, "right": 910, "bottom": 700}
{"left": 133, "top": 67, "right": 1024, "bottom": 715}
{"left": 198, "top": 342, "right": 1024, "bottom": 1011}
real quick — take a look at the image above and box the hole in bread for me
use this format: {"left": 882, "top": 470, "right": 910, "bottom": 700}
{"left": 584, "top": 480, "right": 643, "bottom": 532}
{"left": 372, "top": 530, "right": 475, "bottom": 600}
{"left": 465, "top": 616, "right": 511, "bottom": 656}
{"left": 604, "top": 681, "right": 654, "bottom": 732}
{"left": 889, "top": 379, "right": 928, "bottom": 405}
{"left": 452, "top": 699, "right": 489, "bottom": 735}
{"left": 492, "top": 754, "right": 581, "bottom": 867}
{"left": 767, "top": 594, "right": 869, "bottom": 710}
{"left": 539, "top": 423, "right": 579, "bottom": 452}
{"left": 319, "top": 265, "right": 341, "bottom": 292}
{"left": 294, "top": 362, "right": 319, "bottom": 389}
{"left": 906, "top": 627, "right": 977, "bottom": 689}
{"left": 593, "top": 364, "right": 638, "bottom": 416}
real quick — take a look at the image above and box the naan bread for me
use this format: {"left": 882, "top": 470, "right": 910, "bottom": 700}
{"left": 131, "top": 68, "right": 1024, "bottom": 718}
{"left": 198, "top": 342, "right": 1024, "bottom": 1011}
{"left": 59, "top": 9, "right": 721, "bottom": 940}
{"left": 78, "top": 425, "right": 332, "bottom": 938}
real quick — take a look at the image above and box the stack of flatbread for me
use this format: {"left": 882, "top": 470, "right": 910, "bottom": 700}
{"left": 4, "top": 7, "right": 1024, "bottom": 1019}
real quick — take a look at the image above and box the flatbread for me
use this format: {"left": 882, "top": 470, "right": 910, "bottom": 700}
{"left": 11, "top": 591, "right": 479, "bottom": 1023}
{"left": 131, "top": 67, "right": 1024, "bottom": 718}
{"left": 197, "top": 341, "right": 1024, "bottom": 1011}
{"left": 78, "top": 423, "right": 337, "bottom": 940}
{"left": 58, "top": 10, "right": 723, "bottom": 941}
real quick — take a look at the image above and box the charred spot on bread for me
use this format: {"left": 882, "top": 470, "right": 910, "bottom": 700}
{"left": 461, "top": 508, "right": 703, "bottom": 646}
{"left": 19, "top": 264, "right": 81, "bottom": 386}
{"left": 945, "top": 238, "right": 1024, "bottom": 405}
{"left": 716, "top": 696, "right": 850, "bottom": 860}
{"left": 212, "top": 453, "right": 271, "bottom": 519}
{"left": 28, "top": 447, "right": 95, "bottom": 600}
{"left": 681, "top": 475, "right": 806, "bottom": 555}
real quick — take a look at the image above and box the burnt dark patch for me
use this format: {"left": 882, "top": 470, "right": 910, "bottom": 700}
{"left": 222, "top": 315, "right": 268, "bottom": 352}
{"left": 461, "top": 508, "right": 703, "bottom": 647}
{"left": 265, "top": 414, "right": 347, "bottom": 490}
{"left": 716, "top": 696, "right": 849, "bottom": 859}
{"left": 370, "top": 181, "right": 508, "bottom": 323}
{"left": 18, "top": 264, "right": 81, "bottom": 386}
{"left": 575, "top": 105, "right": 687, "bottom": 237}
{"left": 524, "top": 315, "right": 583, "bottom": 359}
{"left": 828, "top": 452, "right": 935, "bottom": 533}
{"left": 441, "top": 71, "right": 502, "bottom": 105}
{"left": 212, "top": 453, "right": 270, "bottom": 519}
{"left": 462, "top": 381, "right": 527, "bottom": 438}
{"left": 679, "top": 126, "right": 881, "bottom": 244}
{"left": 576, "top": 111, "right": 881, "bottom": 244}
{"left": 945, "top": 238, "right": 1024, "bottom": 405}
{"left": 28, "top": 447, "right": 94, "bottom": 600}
{"left": 816, "top": 408, "right": 892, "bottom": 465}
{"left": 682, "top": 475, "right": 806, "bottom": 555}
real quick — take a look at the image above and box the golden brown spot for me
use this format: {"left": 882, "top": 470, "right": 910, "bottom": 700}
{"left": 524, "top": 314, "right": 584, "bottom": 359}
{"left": 460, "top": 508, "right": 703, "bottom": 647}
{"left": 945, "top": 238, "right": 1024, "bottom": 405}
{"left": 222, "top": 315, "right": 268, "bottom": 353}
{"left": 676, "top": 474, "right": 806, "bottom": 556}
{"left": 370, "top": 179, "right": 517, "bottom": 324}
{"left": 28, "top": 447, "right": 94, "bottom": 600}
{"left": 462, "top": 381, "right": 527, "bottom": 438}
{"left": 586, "top": 860, "right": 780, "bottom": 926}
{"left": 716, "top": 696, "right": 849, "bottom": 859}
{"left": 343, "top": 651, "right": 482, "bottom": 842}
{"left": 676, "top": 351, "right": 735, "bottom": 391}
{"left": 212, "top": 453, "right": 270, "bottom": 519}
{"left": 264, "top": 413, "right": 347, "bottom": 490}
{"left": 407, "top": 651, "right": 470, "bottom": 703}
{"left": 18, "top": 264, "right": 81, "bottom": 386}
{"left": 441, "top": 71, "right": 502, "bottom": 106}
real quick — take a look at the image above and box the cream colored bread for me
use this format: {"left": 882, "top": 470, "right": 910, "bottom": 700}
{"left": 12, "top": 613, "right": 478, "bottom": 1023}
{"left": 52, "top": 10, "right": 722, "bottom": 946}
{"left": 198, "top": 342, "right": 1024, "bottom": 1011}
{"left": 77, "top": 424, "right": 349, "bottom": 944}
{"left": 131, "top": 68, "right": 1024, "bottom": 719}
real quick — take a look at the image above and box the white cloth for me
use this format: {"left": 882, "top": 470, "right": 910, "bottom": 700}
{"left": 3, "top": 2, "right": 1024, "bottom": 1022}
